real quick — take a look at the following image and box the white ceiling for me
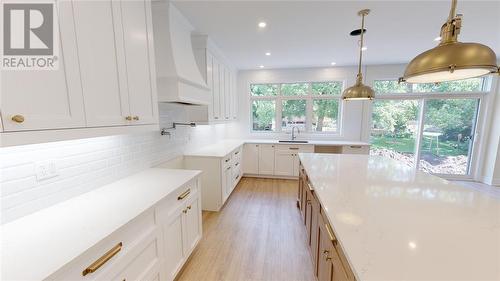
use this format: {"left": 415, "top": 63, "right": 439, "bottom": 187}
{"left": 172, "top": 0, "right": 500, "bottom": 70}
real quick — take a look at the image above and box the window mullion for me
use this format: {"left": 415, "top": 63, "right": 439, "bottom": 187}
{"left": 276, "top": 84, "right": 282, "bottom": 132}
{"left": 414, "top": 99, "right": 426, "bottom": 170}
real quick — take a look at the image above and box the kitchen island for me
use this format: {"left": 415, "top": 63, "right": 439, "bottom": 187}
{"left": 298, "top": 153, "right": 500, "bottom": 281}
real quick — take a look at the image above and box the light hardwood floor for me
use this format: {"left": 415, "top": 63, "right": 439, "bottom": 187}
{"left": 176, "top": 177, "right": 316, "bottom": 281}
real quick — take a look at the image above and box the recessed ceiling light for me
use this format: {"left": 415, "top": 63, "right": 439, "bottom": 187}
{"left": 361, "top": 46, "right": 368, "bottom": 51}
{"left": 434, "top": 36, "right": 442, "bottom": 41}
{"left": 258, "top": 22, "right": 267, "bottom": 28}
{"left": 330, "top": 62, "right": 337, "bottom": 66}
{"left": 259, "top": 65, "right": 265, "bottom": 68}
{"left": 265, "top": 52, "right": 271, "bottom": 56}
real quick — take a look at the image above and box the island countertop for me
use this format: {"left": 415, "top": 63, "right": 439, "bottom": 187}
{"left": 299, "top": 153, "right": 500, "bottom": 281}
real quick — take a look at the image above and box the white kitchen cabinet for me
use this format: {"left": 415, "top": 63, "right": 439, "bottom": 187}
{"left": 1, "top": 0, "right": 85, "bottom": 132}
{"left": 224, "top": 69, "right": 231, "bottom": 120}
{"left": 243, "top": 144, "right": 259, "bottom": 174}
{"left": 184, "top": 144, "right": 243, "bottom": 211}
{"left": 258, "top": 144, "right": 276, "bottom": 175}
{"left": 118, "top": 0, "right": 158, "bottom": 125}
{"left": 159, "top": 180, "right": 202, "bottom": 281}
{"left": 212, "top": 58, "right": 222, "bottom": 120}
{"left": 274, "top": 150, "right": 295, "bottom": 177}
{"left": 72, "top": 0, "right": 128, "bottom": 127}
{"left": 191, "top": 36, "right": 237, "bottom": 123}
{"left": 222, "top": 165, "right": 232, "bottom": 202}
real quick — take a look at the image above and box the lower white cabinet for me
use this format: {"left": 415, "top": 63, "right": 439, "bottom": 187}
{"left": 160, "top": 186, "right": 202, "bottom": 281}
{"left": 243, "top": 144, "right": 259, "bottom": 174}
{"left": 185, "top": 145, "right": 243, "bottom": 211}
{"left": 46, "top": 178, "right": 202, "bottom": 281}
{"left": 258, "top": 144, "right": 276, "bottom": 175}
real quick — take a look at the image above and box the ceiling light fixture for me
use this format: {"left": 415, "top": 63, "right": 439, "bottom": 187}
{"left": 342, "top": 9, "right": 374, "bottom": 101}
{"left": 361, "top": 46, "right": 368, "bottom": 51}
{"left": 434, "top": 36, "right": 442, "bottom": 41}
{"left": 401, "top": 0, "right": 499, "bottom": 83}
{"left": 259, "top": 65, "right": 264, "bottom": 68}
{"left": 258, "top": 22, "right": 267, "bottom": 28}
{"left": 265, "top": 52, "right": 271, "bottom": 56}
{"left": 331, "top": 62, "right": 337, "bottom": 66}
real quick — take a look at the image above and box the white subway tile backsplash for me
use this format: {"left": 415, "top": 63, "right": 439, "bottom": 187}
{"left": 0, "top": 103, "right": 230, "bottom": 224}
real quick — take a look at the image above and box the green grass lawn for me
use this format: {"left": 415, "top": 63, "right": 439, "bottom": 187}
{"left": 371, "top": 135, "right": 469, "bottom": 156}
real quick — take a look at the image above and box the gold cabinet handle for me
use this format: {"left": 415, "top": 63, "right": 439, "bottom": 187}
{"left": 325, "top": 223, "right": 337, "bottom": 242}
{"left": 182, "top": 208, "right": 188, "bottom": 214}
{"left": 323, "top": 249, "right": 332, "bottom": 261}
{"left": 289, "top": 147, "right": 299, "bottom": 150}
{"left": 125, "top": 116, "right": 132, "bottom": 121}
{"left": 177, "top": 189, "right": 191, "bottom": 200}
{"left": 306, "top": 199, "right": 311, "bottom": 205}
{"left": 187, "top": 205, "right": 192, "bottom": 210}
{"left": 82, "top": 242, "right": 122, "bottom": 276}
{"left": 11, "top": 115, "right": 24, "bottom": 123}
{"left": 133, "top": 116, "right": 139, "bottom": 121}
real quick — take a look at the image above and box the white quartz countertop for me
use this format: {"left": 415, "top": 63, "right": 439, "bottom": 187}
{"left": 184, "top": 139, "right": 245, "bottom": 157}
{"left": 184, "top": 139, "right": 370, "bottom": 158}
{"left": 244, "top": 139, "right": 370, "bottom": 146}
{"left": 1, "top": 168, "right": 201, "bottom": 281}
{"left": 299, "top": 153, "right": 500, "bottom": 281}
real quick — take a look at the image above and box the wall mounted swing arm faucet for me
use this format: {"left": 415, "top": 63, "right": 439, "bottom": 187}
{"left": 160, "top": 122, "right": 196, "bottom": 136}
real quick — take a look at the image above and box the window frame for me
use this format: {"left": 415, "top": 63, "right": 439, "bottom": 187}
{"left": 370, "top": 77, "right": 490, "bottom": 180}
{"left": 249, "top": 81, "right": 344, "bottom": 134}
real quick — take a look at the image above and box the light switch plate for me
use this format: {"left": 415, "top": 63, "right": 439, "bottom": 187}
{"left": 35, "top": 160, "right": 59, "bottom": 181}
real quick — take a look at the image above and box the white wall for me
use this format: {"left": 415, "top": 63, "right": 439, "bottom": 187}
{"left": 231, "top": 66, "right": 369, "bottom": 141}
{"left": 0, "top": 103, "right": 232, "bottom": 223}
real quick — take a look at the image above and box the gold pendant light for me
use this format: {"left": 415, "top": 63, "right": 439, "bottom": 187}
{"left": 342, "top": 9, "right": 374, "bottom": 101}
{"left": 402, "top": 0, "right": 499, "bottom": 83}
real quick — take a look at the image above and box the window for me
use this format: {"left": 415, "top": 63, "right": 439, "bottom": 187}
{"left": 370, "top": 77, "right": 486, "bottom": 177}
{"left": 252, "top": 100, "right": 276, "bottom": 131}
{"left": 250, "top": 81, "right": 343, "bottom": 133}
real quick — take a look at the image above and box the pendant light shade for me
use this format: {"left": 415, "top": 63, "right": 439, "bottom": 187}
{"left": 402, "top": 0, "right": 499, "bottom": 83}
{"left": 342, "top": 9, "right": 374, "bottom": 101}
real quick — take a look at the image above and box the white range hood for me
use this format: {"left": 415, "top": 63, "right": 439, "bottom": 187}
{"left": 152, "top": 1, "right": 210, "bottom": 105}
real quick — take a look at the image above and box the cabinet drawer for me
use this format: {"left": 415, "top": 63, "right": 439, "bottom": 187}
{"left": 156, "top": 179, "right": 199, "bottom": 219}
{"left": 48, "top": 210, "right": 157, "bottom": 281}
{"left": 342, "top": 145, "right": 369, "bottom": 154}
{"left": 109, "top": 234, "right": 161, "bottom": 281}
{"left": 222, "top": 154, "right": 232, "bottom": 168}
{"left": 275, "top": 144, "right": 314, "bottom": 152}
{"left": 232, "top": 146, "right": 242, "bottom": 159}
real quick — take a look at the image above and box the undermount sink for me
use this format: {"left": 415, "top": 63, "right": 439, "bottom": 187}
{"left": 278, "top": 140, "right": 309, "bottom": 143}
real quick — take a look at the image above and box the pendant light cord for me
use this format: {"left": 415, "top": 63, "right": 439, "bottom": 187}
{"left": 448, "top": 0, "right": 457, "bottom": 21}
{"left": 357, "top": 12, "right": 366, "bottom": 82}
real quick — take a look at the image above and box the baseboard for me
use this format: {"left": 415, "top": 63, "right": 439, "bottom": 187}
{"left": 243, "top": 174, "right": 298, "bottom": 180}
{"left": 492, "top": 178, "right": 500, "bottom": 186}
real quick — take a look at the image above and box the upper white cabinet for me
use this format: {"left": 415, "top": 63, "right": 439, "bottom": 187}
{"left": 1, "top": 0, "right": 85, "bottom": 132}
{"left": 118, "top": 0, "right": 158, "bottom": 125}
{"left": 0, "top": 0, "right": 159, "bottom": 146}
{"left": 192, "top": 35, "right": 238, "bottom": 123}
{"left": 73, "top": 0, "right": 157, "bottom": 127}
{"left": 72, "top": 0, "right": 128, "bottom": 127}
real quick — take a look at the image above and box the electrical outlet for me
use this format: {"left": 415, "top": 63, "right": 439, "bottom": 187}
{"left": 35, "top": 160, "right": 59, "bottom": 181}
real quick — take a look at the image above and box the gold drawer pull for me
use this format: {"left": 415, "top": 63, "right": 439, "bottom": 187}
{"left": 177, "top": 189, "right": 191, "bottom": 200}
{"left": 350, "top": 145, "right": 362, "bottom": 149}
{"left": 133, "top": 116, "right": 139, "bottom": 121}
{"left": 82, "top": 242, "right": 122, "bottom": 276}
{"left": 289, "top": 147, "right": 299, "bottom": 150}
{"left": 125, "top": 116, "right": 132, "bottom": 121}
{"left": 11, "top": 115, "right": 24, "bottom": 123}
{"left": 325, "top": 223, "right": 336, "bottom": 242}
